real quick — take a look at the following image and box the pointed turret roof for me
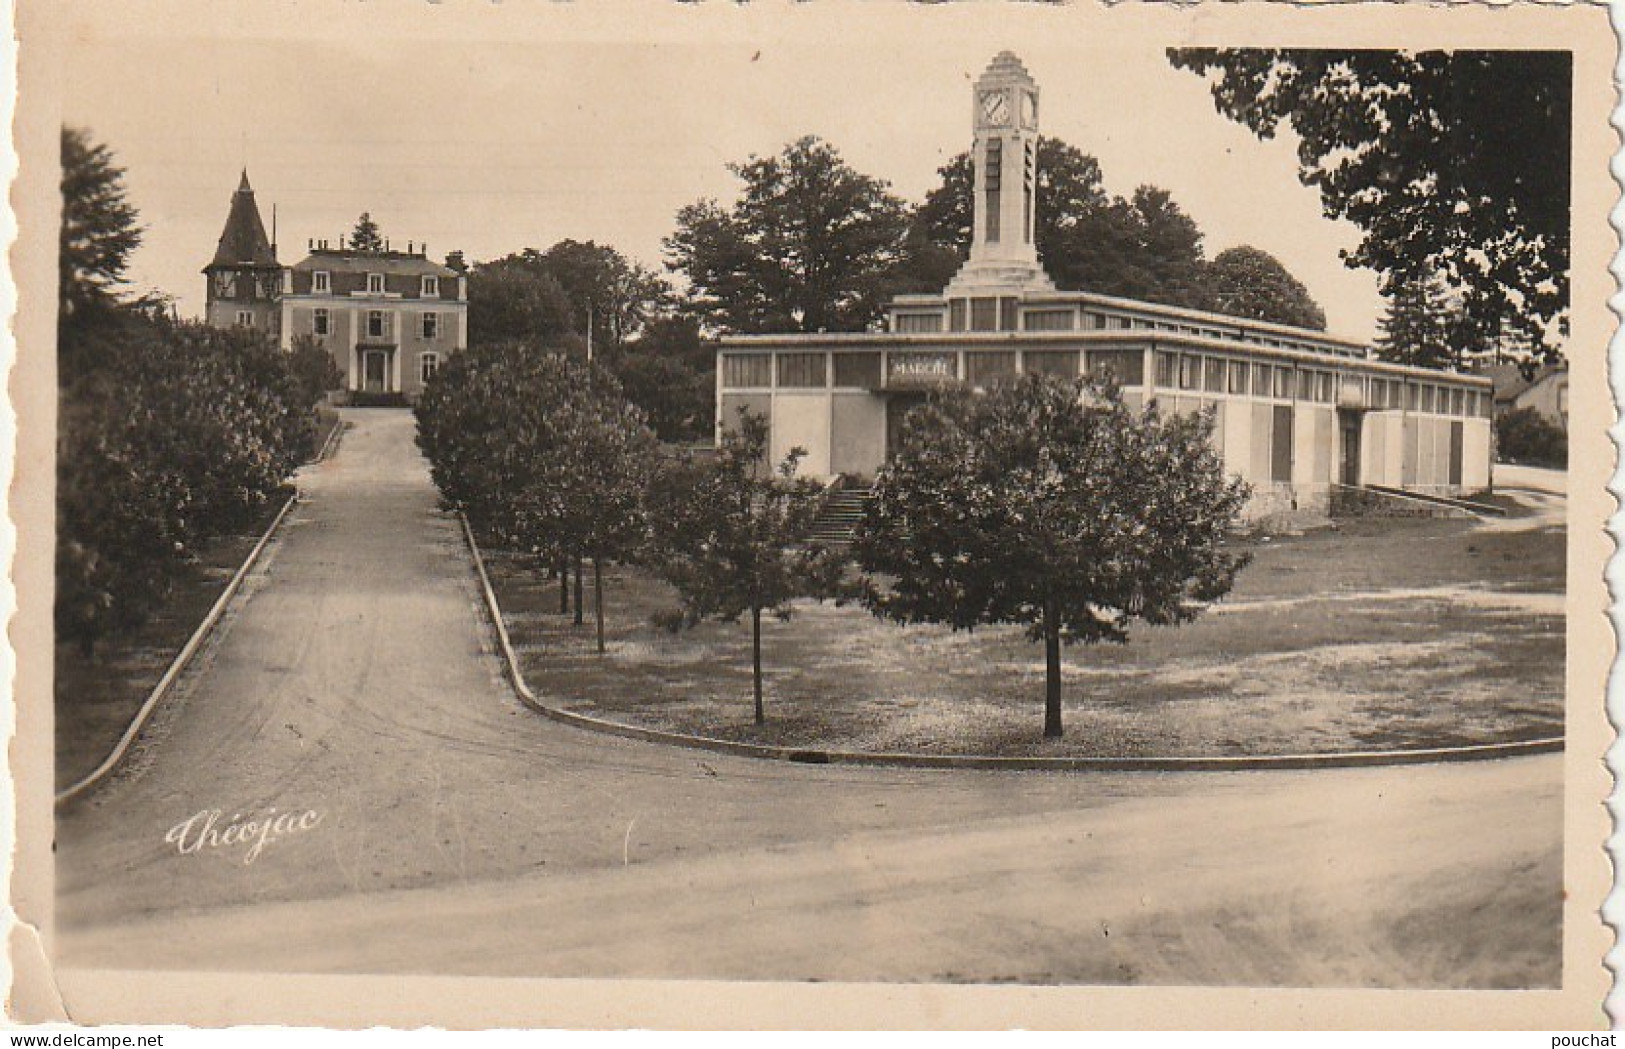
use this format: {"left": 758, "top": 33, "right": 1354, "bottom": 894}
{"left": 207, "top": 170, "right": 279, "bottom": 270}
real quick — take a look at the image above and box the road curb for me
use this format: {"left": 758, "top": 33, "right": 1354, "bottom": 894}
{"left": 460, "top": 516, "right": 1564, "bottom": 773}
{"left": 56, "top": 494, "right": 299, "bottom": 807}
{"left": 314, "top": 413, "right": 346, "bottom": 463}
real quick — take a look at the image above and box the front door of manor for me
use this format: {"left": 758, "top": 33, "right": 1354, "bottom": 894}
{"left": 363, "top": 350, "right": 388, "bottom": 393}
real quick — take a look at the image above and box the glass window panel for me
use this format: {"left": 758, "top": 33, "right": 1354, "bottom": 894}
{"left": 949, "top": 299, "right": 967, "bottom": 332}
{"left": 722, "top": 353, "right": 772, "bottom": 388}
{"left": 967, "top": 351, "right": 1017, "bottom": 387}
{"left": 1156, "top": 352, "right": 1178, "bottom": 388}
{"left": 833, "top": 353, "right": 882, "bottom": 388}
{"left": 1227, "top": 360, "right": 1248, "bottom": 395}
{"left": 1178, "top": 355, "right": 1201, "bottom": 390}
{"left": 1024, "top": 350, "right": 1079, "bottom": 379}
{"left": 777, "top": 352, "right": 827, "bottom": 388}
{"left": 1203, "top": 357, "right": 1225, "bottom": 393}
{"left": 893, "top": 313, "right": 944, "bottom": 334}
{"left": 970, "top": 297, "right": 999, "bottom": 331}
{"left": 1087, "top": 350, "right": 1144, "bottom": 386}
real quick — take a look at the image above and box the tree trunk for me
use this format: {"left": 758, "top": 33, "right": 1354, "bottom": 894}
{"left": 558, "top": 559, "right": 569, "bottom": 615}
{"left": 1043, "top": 597, "right": 1063, "bottom": 739}
{"left": 751, "top": 604, "right": 764, "bottom": 726}
{"left": 593, "top": 558, "right": 606, "bottom": 654}
{"left": 573, "top": 557, "right": 584, "bottom": 626}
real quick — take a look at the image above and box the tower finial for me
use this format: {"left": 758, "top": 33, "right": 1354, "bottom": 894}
{"left": 238, "top": 168, "right": 252, "bottom": 193}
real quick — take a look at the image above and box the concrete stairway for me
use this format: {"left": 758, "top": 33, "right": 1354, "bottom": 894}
{"left": 807, "top": 480, "right": 871, "bottom": 546}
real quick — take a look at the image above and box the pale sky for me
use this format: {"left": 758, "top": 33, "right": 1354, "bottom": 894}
{"left": 60, "top": 2, "right": 1386, "bottom": 340}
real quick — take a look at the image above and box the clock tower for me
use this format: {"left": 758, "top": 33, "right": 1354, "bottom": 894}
{"left": 203, "top": 170, "right": 285, "bottom": 334}
{"left": 945, "top": 51, "right": 1053, "bottom": 297}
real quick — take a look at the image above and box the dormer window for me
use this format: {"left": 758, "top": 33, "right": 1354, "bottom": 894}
{"left": 367, "top": 273, "right": 385, "bottom": 294}
{"left": 421, "top": 275, "right": 440, "bottom": 298}
{"left": 312, "top": 271, "right": 330, "bottom": 294}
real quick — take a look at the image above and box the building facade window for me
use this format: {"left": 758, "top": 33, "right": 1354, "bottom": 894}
{"left": 1203, "top": 357, "right": 1225, "bottom": 393}
{"left": 1024, "top": 350, "right": 1078, "bottom": 379}
{"left": 420, "top": 352, "right": 440, "bottom": 384}
{"left": 722, "top": 353, "right": 773, "bottom": 389}
{"left": 1025, "top": 309, "right": 1076, "bottom": 332}
{"left": 421, "top": 275, "right": 440, "bottom": 298}
{"left": 1226, "top": 360, "right": 1248, "bottom": 395}
{"left": 948, "top": 298, "right": 968, "bottom": 332}
{"left": 1087, "top": 349, "right": 1144, "bottom": 386}
{"left": 313, "top": 308, "right": 330, "bottom": 336}
{"left": 1156, "top": 351, "right": 1178, "bottom": 388}
{"left": 368, "top": 310, "right": 387, "bottom": 339}
{"left": 235, "top": 310, "right": 253, "bottom": 327}
{"left": 967, "top": 351, "right": 1017, "bottom": 387}
{"left": 367, "top": 273, "right": 385, "bottom": 294}
{"left": 313, "top": 271, "right": 330, "bottom": 293}
{"left": 1178, "top": 354, "right": 1201, "bottom": 391}
{"left": 1273, "top": 366, "right": 1293, "bottom": 399}
{"left": 969, "top": 297, "right": 999, "bottom": 332}
{"left": 832, "top": 353, "right": 882, "bottom": 389}
{"left": 893, "top": 313, "right": 944, "bottom": 334}
{"left": 777, "top": 353, "right": 827, "bottom": 388}
{"left": 422, "top": 312, "right": 438, "bottom": 340}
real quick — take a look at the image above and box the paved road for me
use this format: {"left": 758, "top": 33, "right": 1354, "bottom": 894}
{"left": 55, "top": 409, "right": 1564, "bottom": 988}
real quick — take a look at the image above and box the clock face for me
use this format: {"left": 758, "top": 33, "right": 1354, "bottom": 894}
{"left": 1021, "top": 91, "right": 1037, "bottom": 127}
{"left": 980, "top": 90, "right": 1009, "bottom": 125}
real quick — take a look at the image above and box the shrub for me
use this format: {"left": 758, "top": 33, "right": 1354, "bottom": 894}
{"left": 1494, "top": 406, "right": 1566, "bottom": 468}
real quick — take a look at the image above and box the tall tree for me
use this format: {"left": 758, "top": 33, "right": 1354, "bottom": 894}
{"left": 539, "top": 239, "right": 669, "bottom": 349}
{"left": 59, "top": 126, "right": 142, "bottom": 322}
{"left": 646, "top": 413, "right": 845, "bottom": 724}
{"left": 1201, "top": 245, "right": 1328, "bottom": 330}
{"left": 466, "top": 251, "right": 577, "bottom": 348}
{"left": 349, "top": 211, "right": 385, "bottom": 252}
{"left": 665, "top": 135, "right": 911, "bottom": 334}
{"left": 1374, "top": 274, "right": 1462, "bottom": 369}
{"left": 414, "top": 344, "right": 659, "bottom": 650}
{"left": 853, "top": 375, "right": 1249, "bottom": 739}
{"left": 1169, "top": 48, "right": 1571, "bottom": 357}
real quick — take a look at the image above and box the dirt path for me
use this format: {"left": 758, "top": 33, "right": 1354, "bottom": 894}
{"left": 54, "top": 409, "right": 1564, "bottom": 988}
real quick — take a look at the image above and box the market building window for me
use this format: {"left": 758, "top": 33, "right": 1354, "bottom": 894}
{"left": 722, "top": 353, "right": 773, "bottom": 388}
{"left": 777, "top": 353, "right": 827, "bottom": 388}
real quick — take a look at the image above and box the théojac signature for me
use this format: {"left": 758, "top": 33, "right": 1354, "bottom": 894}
{"left": 164, "top": 807, "right": 322, "bottom": 865}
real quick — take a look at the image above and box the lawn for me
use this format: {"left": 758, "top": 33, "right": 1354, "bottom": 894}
{"left": 485, "top": 504, "right": 1565, "bottom": 759}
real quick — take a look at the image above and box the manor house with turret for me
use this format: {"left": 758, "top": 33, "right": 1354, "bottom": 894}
{"left": 203, "top": 174, "right": 468, "bottom": 400}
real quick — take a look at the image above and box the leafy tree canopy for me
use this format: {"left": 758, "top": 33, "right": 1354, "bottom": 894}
{"left": 665, "top": 135, "right": 911, "bottom": 334}
{"left": 1202, "top": 246, "right": 1327, "bottom": 331}
{"left": 854, "top": 375, "right": 1250, "bottom": 738}
{"left": 645, "top": 412, "right": 845, "bottom": 722}
{"left": 1169, "top": 48, "right": 1570, "bottom": 356}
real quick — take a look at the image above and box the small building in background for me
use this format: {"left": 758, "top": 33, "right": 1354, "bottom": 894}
{"left": 716, "top": 52, "right": 1493, "bottom": 520}
{"left": 202, "top": 173, "right": 468, "bottom": 401}
{"left": 1486, "top": 362, "right": 1569, "bottom": 433}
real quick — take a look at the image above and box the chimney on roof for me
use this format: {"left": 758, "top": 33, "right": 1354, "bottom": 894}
{"left": 445, "top": 250, "right": 467, "bottom": 274}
